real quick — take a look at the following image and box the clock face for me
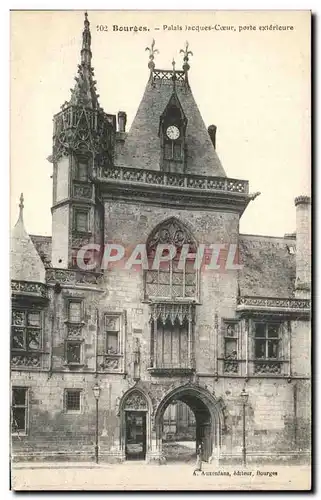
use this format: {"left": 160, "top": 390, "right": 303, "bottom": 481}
{"left": 166, "top": 125, "right": 180, "bottom": 140}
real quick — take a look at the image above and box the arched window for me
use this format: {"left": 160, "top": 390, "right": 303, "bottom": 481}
{"left": 145, "top": 218, "right": 199, "bottom": 301}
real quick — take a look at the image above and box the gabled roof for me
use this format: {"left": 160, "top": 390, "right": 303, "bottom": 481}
{"left": 116, "top": 70, "right": 226, "bottom": 177}
{"left": 11, "top": 195, "right": 46, "bottom": 283}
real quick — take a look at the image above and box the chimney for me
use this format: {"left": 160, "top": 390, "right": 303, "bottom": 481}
{"left": 117, "top": 111, "right": 127, "bottom": 133}
{"left": 208, "top": 125, "right": 217, "bottom": 149}
{"left": 294, "top": 195, "right": 311, "bottom": 298}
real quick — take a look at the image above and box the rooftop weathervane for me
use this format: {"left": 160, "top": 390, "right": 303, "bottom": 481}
{"left": 145, "top": 39, "right": 159, "bottom": 71}
{"left": 180, "top": 41, "right": 193, "bottom": 72}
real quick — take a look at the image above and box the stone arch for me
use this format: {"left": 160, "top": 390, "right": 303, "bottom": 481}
{"left": 154, "top": 383, "right": 224, "bottom": 463}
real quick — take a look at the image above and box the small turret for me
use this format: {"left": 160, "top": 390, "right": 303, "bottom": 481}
{"left": 50, "top": 12, "right": 116, "bottom": 269}
{"left": 11, "top": 194, "right": 46, "bottom": 283}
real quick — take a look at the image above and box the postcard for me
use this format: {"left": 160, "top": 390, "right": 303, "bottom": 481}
{"left": 10, "top": 9, "right": 311, "bottom": 491}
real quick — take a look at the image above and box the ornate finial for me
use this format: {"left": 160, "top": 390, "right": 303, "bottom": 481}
{"left": 19, "top": 193, "right": 24, "bottom": 221}
{"left": 145, "top": 39, "right": 159, "bottom": 71}
{"left": 180, "top": 41, "right": 193, "bottom": 72}
{"left": 82, "top": 11, "right": 91, "bottom": 55}
{"left": 171, "top": 58, "right": 177, "bottom": 90}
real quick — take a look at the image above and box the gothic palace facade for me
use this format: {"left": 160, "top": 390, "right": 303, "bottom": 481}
{"left": 10, "top": 13, "right": 311, "bottom": 464}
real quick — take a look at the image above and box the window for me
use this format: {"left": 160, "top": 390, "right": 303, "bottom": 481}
{"left": 145, "top": 219, "right": 198, "bottom": 301}
{"left": 164, "top": 141, "right": 182, "bottom": 161}
{"left": 66, "top": 341, "right": 82, "bottom": 364}
{"left": 223, "top": 321, "right": 239, "bottom": 374}
{"left": 68, "top": 301, "right": 82, "bottom": 323}
{"left": 146, "top": 258, "right": 197, "bottom": 300}
{"left": 11, "top": 310, "right": 41, "bottom": 352}
{"left": 105, "top": 315, "right": 120, "bottom": 354}
{"left": 254, "top": 323, "right": 280, "bottom": 359}
{"left": 74, "top": 210, "right": 89, "bottom": 233}
{"left": 224, "top": 323, "right": 238, "bottom": 360}
{"left": 65, "top": 390, "right": 81, "bottom": 412}
{"left": 76, "top": 160, "right": 88, "bottom": 181}
{"left": 12, "top": 387, "right": 28, "bottom": 434}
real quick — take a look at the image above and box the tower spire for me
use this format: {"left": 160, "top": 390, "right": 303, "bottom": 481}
{"left": 81, "top": 11, "right": 92, "bottom": 65}
{"left": 64, "top": 11, "right": 100, "bottom": 110}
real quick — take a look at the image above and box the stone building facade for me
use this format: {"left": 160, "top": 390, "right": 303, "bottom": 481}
{"left": 10, "top": 14, "right": 311, "bottom": 464}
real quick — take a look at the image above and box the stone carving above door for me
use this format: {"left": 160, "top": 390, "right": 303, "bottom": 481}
{"left": 123, "top": 391, "right": 148, "bottom": 411}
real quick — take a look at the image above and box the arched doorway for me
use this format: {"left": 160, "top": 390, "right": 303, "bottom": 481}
{"left": 154, "top": 385, "right": 222, "bottom": 464}
{"left": 120, "top": 389, "right": 151, "bottom": 461}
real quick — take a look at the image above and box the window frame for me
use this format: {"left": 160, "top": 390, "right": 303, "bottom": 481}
{"left": 64, "top": 389, "right": 82, "bottom": 413}
{"left": 65, "top": 340, "right": 83, "bottom": 366}
{"left": 65, "top": 299, "right": 84, "bottom": 325}
{"left": 67, "top": 300, "right": 83, "bottom": 324}
{"left": 223, "top": 321, "right": 239, "bottom": 360}
{"left": 253, "top": 321, "right": 281, "bottom": 360}
{"left": 164, "top": 139, "right": 183, "bottom": 162}
{"left": 75, "top": 157, "right": 89, "bottom": 182}
{"left": 11, "top": 309, "right": 42, "bottom": 354}
{"left": 73, "top": 207, "right": 91, "bottom": 234}
{"left": 11, "top": 387, "right": 29, "bottom": 435}
{"left": 104, "top": 313, "right": 122, "bottom": 355}
{"left": 145, "top": 257, "right": 199, "bottom": 302}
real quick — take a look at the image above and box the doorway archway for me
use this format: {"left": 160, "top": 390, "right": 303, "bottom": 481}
{"left": 119, "top": 389, "right": 151, "bottom": 461}
{"left": 154, "top": 384, "right": 222, "bottom": 464}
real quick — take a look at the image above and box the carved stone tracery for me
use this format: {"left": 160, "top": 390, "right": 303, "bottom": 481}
{"left": 11, "top": 354, "right": 40, "bottom": 368}
{"left": 149, "top": 302, "right": 194, "bottom": 326}
{"left": 147, "top": 217, "right": 197, "bottom": 253}
{"left": 101, "top": 165, "right": 249, "bottom": 195}
{"left": 124, "top": 391, "right": 148, "bottom": 410}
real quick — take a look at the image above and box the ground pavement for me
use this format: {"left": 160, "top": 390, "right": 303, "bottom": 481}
{"left": 11, "top": 461, "right": 311, "bottom": 491}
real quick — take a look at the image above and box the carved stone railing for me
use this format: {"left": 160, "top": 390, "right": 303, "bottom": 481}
{"left": 223, "top": 360, "right": 239, "bottom": 374}
{"left": 253, "top": 360, "right": 282, "bottom": 375}
{"left": 100, "top": 165, "right": 249, "bottom": 195}
{"left": 72, "top": 182, "right": 93, "bottom": 199}
{"left": 46, "top": 268, "right": 103, "bottom": 286}
{"left": 99, "top": 354, "right": 122, "bottom": 371}
{"left": 237, "top": 296, "right": 310, "bottom": 312}
{"left": 152, "top": 68, "right": 185, "bottom": 83}
{"left": 66, "top": 323, "right": 84, "bottom": 339}
{"left": 11, "top": 352, "right": 41, "bottom": 369}
{"left": 11, "top": 280, "right": 48, "bottom": 299}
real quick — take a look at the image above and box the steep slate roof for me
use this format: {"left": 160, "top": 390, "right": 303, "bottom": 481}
{"left": 115, "top": 73, "right": 226, "bottom": 177}
{"left": 238, "top": 234, "right": 296, "bottom": 298}
{"left": 11, "top": 196, "right": 46, "bottom": 283}
{"left": 30, "top": 235, "right": 52, "bottom": 267}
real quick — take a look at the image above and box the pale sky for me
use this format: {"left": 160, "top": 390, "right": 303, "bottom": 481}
{"left": 10, "top": 10, "right": 311, "bottom": 237}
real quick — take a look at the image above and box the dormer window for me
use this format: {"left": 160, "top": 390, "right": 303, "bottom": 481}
{"left": 159, "top": 92, "right": 187, "bottom": 172}
{"left": 164, "top": 140, "right": 183, "bottom": 161}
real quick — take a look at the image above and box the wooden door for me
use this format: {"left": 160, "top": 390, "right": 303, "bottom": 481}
{"left": 125, "top": 411, "right": 146, "bottom": 460}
